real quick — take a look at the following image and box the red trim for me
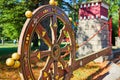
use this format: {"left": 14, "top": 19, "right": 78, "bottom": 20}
{"left": 118, "top": 27, "right": 120, "bottom": 37}
{"left": 79, "top": 2, "right": 108, "bottom": 19}
{"left": 109, "top": 17, "right": 112, "bottom": 46}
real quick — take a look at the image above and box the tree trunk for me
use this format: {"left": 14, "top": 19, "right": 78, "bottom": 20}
{"left": 2, "top": 39, "right": 4, "bottom": 45}
{"left": 1, "top": 37, "right": 4, "bottom": 45}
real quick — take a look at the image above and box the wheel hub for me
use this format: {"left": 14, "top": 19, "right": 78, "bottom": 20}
{"left": 51, "top": 44, "right": 60, "bottom": 60}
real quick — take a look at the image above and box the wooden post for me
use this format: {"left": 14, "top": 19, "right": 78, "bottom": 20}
{"left": 118, "top": 8, "right": 120, "bottom": 37}
{"left": 109, "top": 15, "right": 112, "bottom": 46}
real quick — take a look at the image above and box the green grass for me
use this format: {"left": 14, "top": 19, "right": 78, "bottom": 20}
{"left": 0, "top": 42, "right": 18, "bottom": 57}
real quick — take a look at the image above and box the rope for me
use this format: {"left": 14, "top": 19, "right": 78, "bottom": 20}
{"left": 62, "top": 22, "right": 109, "bottom": 58}
{"left": 78, "top": 22, "right": 108, "bottom": 48}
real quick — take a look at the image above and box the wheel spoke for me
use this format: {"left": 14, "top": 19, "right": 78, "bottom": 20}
{"left": 59, "top": 58, "right": 66, "bottom": 69}
{"left": 60, "top": 45, "right": 72, "bottom": 59}
{"left": 36, "top": 23, "right": 52, "bottom": 47}
{"left": 53, "top": 61, "right": 58, "bottom": 79}
{"left": 57, "top": 25, "right": 68, "bottom": 45}
{"left": 39, "top": 57, "right": 53, "bottom": 79}
{"left": 30, "top": 50, "right": 51, "bottom": 63}
{"left": 59, "top": 57, "right": 71, "bottom": 76}
{"left": 61, "top": 45, "right": 72, "bottom": 52}
{"left": 43, "top": 57, "right": 53, "bottom": 71}
{"left": 50, "top": 14, "right": 58, "bottom": 44}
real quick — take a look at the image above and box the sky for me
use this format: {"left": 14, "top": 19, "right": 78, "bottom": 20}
{"left": 63, "top": 0, "right": 78, "bottom": 15}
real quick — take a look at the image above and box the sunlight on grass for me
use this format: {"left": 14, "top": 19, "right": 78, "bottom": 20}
{"left": 0, "top": 61, "right": 100, "bottom": 80}
{"left": 71, "top": 62, "right": 100, "bottom": 80}
{"left": 0, "top": 43, "right": 18, "bottom": 48}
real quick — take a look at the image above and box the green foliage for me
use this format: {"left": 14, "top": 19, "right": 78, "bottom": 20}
{"left": 0, "top": 0, "right": 36, "bottom": 40}
{"left": 104, "top": 0, "right": 120, "bottom": 37}
{"left": 0, "top": 0, "right": 119, "bottom": 40}
{"left": 2, "top": 23, "right": 18, "bottom": 39}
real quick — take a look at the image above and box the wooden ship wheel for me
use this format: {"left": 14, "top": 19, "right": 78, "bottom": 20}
{"left": 18, "top": 2, "right": 76, "bottom": 80}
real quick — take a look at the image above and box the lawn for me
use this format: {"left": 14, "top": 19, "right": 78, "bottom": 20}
{"left": 0, "top": 42, "right": 101, "bottom": 80}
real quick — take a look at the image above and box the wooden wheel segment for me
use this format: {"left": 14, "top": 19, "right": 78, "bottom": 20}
{"left": 18, "top": 5, "right": 76, "bottom": 80}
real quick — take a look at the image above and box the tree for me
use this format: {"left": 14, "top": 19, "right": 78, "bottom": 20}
{"left": 0, "top": 0, "right": 36, "bottom": 40}
{"left": 0, "top": 0, "right": 83, "bottom": 46}
{"left": 103, "top": 0, "right": 120, "bottom": 45}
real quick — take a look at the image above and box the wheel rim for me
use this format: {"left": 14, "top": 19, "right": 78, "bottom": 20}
{"left": 18, "top": 5, "right": 76, "bottom": 80}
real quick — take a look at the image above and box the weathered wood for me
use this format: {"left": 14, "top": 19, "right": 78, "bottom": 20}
{"left": 73, "top": 47, "right": 111, "bottom": 71}
{"left": 18, "top": 5, "right": 75, "bottom": 80}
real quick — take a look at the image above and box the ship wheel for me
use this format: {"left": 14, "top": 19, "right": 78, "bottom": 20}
{"left": 18, "top": 5, "right": 76, "bottom": 80}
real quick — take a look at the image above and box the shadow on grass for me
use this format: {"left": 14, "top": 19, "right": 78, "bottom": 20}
{"left": 0, "top": 43, "right": 17, "bottom": 61}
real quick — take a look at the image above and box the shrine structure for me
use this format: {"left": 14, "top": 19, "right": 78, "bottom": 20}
{"left": 76, "top": 1, "right": 110, "bottom": 60}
